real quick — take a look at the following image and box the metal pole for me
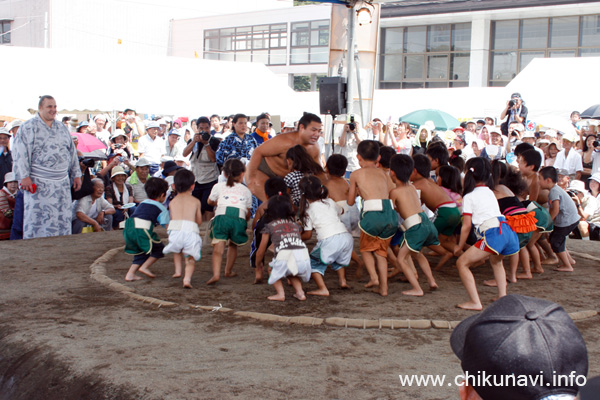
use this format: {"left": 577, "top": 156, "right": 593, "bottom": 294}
{"left": 346, "top": 4, "right": 355, "bottom": 118}
{"left": 354, "top": 44, "right": 365, "bottom": 126}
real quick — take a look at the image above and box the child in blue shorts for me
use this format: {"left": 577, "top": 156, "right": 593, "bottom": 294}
{"left": 298, "top": 176, "right": 353, "bottom": 296}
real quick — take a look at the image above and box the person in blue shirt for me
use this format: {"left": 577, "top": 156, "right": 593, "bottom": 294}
{"left": 215, "top": 113, "right": 258, "bottom": 168}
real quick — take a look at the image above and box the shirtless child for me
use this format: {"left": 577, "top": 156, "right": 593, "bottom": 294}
{"left": 162, "top": 169, "right": 203, "bottom": 288}
{"left": 389, "top": 154, "right": 440, "bottom": 296}
{"left": 348, "top": 141, "right": 396, "bottom": 296}
{"left": 409, "top": 154, "right": 457, "bottom": 269}
{"left": 517, "top": 149, "right": 555, "bottom": 274}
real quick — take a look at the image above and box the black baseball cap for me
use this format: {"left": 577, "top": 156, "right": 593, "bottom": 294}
{"left": 450, "top": 294, "right": 588, "bottom": 400}
{"left": 162, "top": 161, "right": 182, "bottom": 176}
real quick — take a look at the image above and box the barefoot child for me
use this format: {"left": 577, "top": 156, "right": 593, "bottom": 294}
{"left": 124, "top": 177, "right": 170, "bottom": 281}
{"left": 517, "top": 149, "right": 555, "bottom": 273}
{"left": 256, "top": 195, "right": 310, "bottom": 301}
{"left": 454, "top": 157, "right": 519, "bottom": 311}
{"left": 389, "top": 154, "right": 440, "bottom": 296}
{"left": 322, "top": 154, "right": 362, "bottom": 274}
{"left": 206, "top": 159, "right": 252, "bottom": 284}
{"left": 539, "top": 166, "right": 580, "bottom": 272}
{"left": 250, "top": 176, "right": 288, "bottom": 283}
{"left": 298, "top": 176, "right": 353, "bottom": 296}
{"left": 410, "top": 154, "right": 458, "bottom": 268}
{"left": 348, "top": 140, "right": 397, "bottom": 296}
{"left": 162, "top": 169, "right": 203, "bottom": 288}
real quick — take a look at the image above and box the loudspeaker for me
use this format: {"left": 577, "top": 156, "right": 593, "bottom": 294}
{"left": 319, "top": 76, "right": 347, "bottom": 116}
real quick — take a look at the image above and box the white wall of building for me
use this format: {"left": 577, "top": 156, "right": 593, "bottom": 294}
{"left": 0, "top": 0, "right": 48, "bottom": 47}
{"left": 170, "top": 4, "right": 331, "bottom": 77}
{"left": 380, "top": 2, "right": 600, "bottom": 87}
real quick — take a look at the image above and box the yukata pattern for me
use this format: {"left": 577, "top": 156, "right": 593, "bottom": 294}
{"left": 12, "top": 114, "right": 80, "bottom": 239}
{"left": 215, "top": 132, "right": 258, "bottom": 166}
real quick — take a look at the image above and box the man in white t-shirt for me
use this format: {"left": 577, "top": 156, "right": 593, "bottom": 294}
{"left": 554, "top": 134, "right": 583, "bottom": 180}
{"left": 72, "top": 178, "right": 115, "bottom": 233}
{"left": 138, "top": 121, "right": 165, "bottom": 175}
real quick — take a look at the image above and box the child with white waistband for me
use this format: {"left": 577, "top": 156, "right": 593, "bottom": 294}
{"left": 454, "top": 157, "right": 519, "bottom": 311}
{"left": 124, "top": 177, "right": 170, "bottom": 282}
{"left": 299, "top": 176, "right": 353, "bottom": 296}
{"left": 207, "top": 159, "right": 252, "bottom": 285}
{"left": 410, "top": 154, "right": 458, "bottom": 268}
{"left": 256, "top": 194, "right": 310, "bottom": 301}
{"left": 348, "top": 141, "right": 396, "bottom": 296}
{"left": 162, "top": 169, "right": 203, "bottom": 288}
{"left": 389, "top": 154, "right": 440, "bottom": 296}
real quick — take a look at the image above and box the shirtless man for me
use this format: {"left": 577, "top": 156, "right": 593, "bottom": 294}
{"left": 247, "top": 112, "right": 322, "bottom": 202}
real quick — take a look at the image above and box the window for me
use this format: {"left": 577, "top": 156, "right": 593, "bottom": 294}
{"left": 379, "top": 23, "right": 471, "bottom": 89}
{"left": 1, "top": 20, "right": 11, "bottom": 44}
{"left": 290, "top": 20, "right": 329, "bottom": 64}
{"left": 204, "top": 23, "right": 288, "bottom": 65}
{"left": 489, "top": 15, "right": 600, "bottom": 86}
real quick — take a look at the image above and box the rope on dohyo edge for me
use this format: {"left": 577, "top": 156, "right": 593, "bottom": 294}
{"left": 90, "top": 247, "right": 599, "bottom": 329}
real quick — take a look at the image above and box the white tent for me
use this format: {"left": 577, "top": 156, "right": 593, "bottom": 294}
{"left": 0, "top": 46, "right": 308, "bottom": 119}
{"left": 506, "top": 57, "right": 600, "bottom": 122}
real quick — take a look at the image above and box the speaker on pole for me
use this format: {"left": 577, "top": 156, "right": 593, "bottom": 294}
{"left": 319, "top": 76, "right": 347, "bottom": 117}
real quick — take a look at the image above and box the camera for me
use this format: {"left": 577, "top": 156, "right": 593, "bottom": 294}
{"left": 114, "top": 143, "right": 122, "bottom": 149}
{"left": 508, "top": 99, "right": 516, "bottom": 108}
{"left": 79, "top": 158, "right": 95, "bottom": 168}
{"left": 201, "top": 131, "right": 211, "bottom": 141}
{"left": 593, "top": 140, "right": 600, "bottom": 148}
{"left": 567, "top": 190, "right": 578, "bottom": 198}
{"left": 348, "top": 115, "right": 356, "bottom": 131}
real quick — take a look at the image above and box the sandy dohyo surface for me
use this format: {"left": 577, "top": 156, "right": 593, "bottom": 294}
{"left": 0, "top": 229, "right": 598, "bottom": 399}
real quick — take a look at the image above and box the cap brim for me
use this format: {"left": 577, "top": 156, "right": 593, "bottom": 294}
{"left": 449, "top": 313, "right": 481, "bottom": 361}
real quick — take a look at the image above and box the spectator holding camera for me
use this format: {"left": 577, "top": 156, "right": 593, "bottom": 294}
{"left": 578, "top": 134, "right": 600, "bottom": 181}
{"left": 338, "top": 115, "right": 366, "bottom": 178}
{"left": 500, "top": 92, "right": 528, "bottom": 136}
{"left": 183, "top": 116, "right": 220, "bottom": 222}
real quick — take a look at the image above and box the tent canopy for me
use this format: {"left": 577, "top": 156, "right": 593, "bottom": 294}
{"left": 1, "top": 46, "right": 305, "bottom": 119}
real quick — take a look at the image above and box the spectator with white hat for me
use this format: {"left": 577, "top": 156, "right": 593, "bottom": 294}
{"left": 554, "top": 133, "right": 583, "bottom": 180}
{"left": 570, "top": 177, "right": 600, "bottom": 241}
{"left": 126, "top": 157, "right": 153, "bottom": 203}
{"left": 0, "top": 128, "right": 12, "bottom": 187}
{"left": 522, "top": 130, "right": 545, "bottom": 165}
{"left": 165, "top": 128, "right": 185, "bottom": 159}
{"left": 137, "top": 120, "right": 165, "bottom": 175}
{"left": 0, "top": 172, "right": 18, "bottom": 234}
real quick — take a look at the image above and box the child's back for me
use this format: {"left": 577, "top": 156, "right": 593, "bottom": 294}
{"left": 390, "top": 184, "right": 422, "bottom": 220}
{"left": 323, "top": 175, "right": 349, "bottom": 202}
{"left": 169, "top": 192, "right": 201, "bottom": 222}
{"left": 351, "top": 167, "right": 393, "bottom": 200}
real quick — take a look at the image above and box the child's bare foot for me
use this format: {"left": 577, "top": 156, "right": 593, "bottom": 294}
{"left": 253, "top": 277, "right": 263, "bottom": 284}
{"left": 138, "top": 267, "right": 155, "bottom": 278}
{"left": 307, "top": 288, "right": 330, "bottom": 296}
{"left": 569, "top": 258, "right": 576, "bottom": 265}
{"left": 483, "top": 279, "right": 498, "bottom": 287}
{"left": 388, "top": 267, "right": 403, "bottom": 278}
{"left": 268, "top": 294, "right": 285, "bottom": 301}
{"left": 516, "top": 272, "right": 533, "bottom": 279}
{"left": 125, "top": 274, "right": 142, "bottom": 282}
{"left": 183, "top": 279, "right": 193, "bottom": 289}
{"left": 339, "top": 282, "right": 351, "bottom": 290}
{"left": 224, "top": 272, "right": 238, "bottom": 278}
{"left": 429, "top": 282, "right": 438, "bottom": 291}
{"left": 378, "top": 288, "right": 388, "bottom": 297}
{"left": 541, "top": 257, "right": 559, "bottom": 265}
{"left": 172, "top": 273, "right": 182, "bottom": 278}
{"left": 293, "top": 292, "right": 306, "bottom": 301}
{"left": 206, "top": 276, "right": 220, "bottom": 285}
{"left": 532, "top": 267, "right": 544, "bottom": 274}
{"left": 254, "top": 270, "right": 263, "bottom": 284}
{"left": 456, "top": 301, "right": 483, "bottom": 311}
{"left": 554, "top": 265, "right": 574, "bottom": 272}
{"left": 402, "top": 289, "right": 424, "bottom": 297}
{"left": 364, "top": 279, "right": 379, "bottom": 288}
